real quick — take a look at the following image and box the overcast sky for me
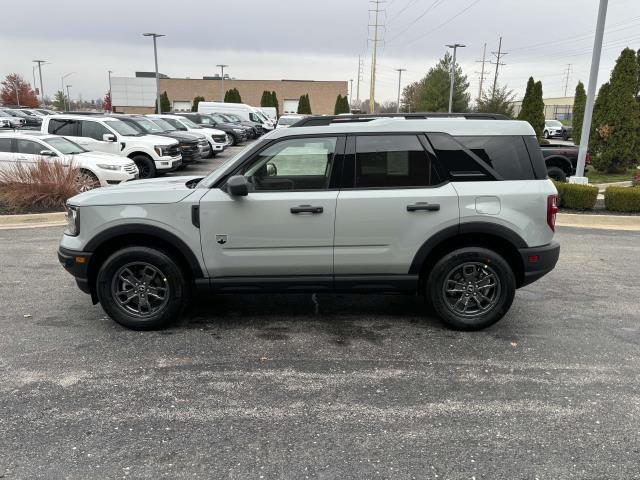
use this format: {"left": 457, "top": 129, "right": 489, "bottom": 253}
{"left": 1, "top": 0, "right": 639, "bottom": 105}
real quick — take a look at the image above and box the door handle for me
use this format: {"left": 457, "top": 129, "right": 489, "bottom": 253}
{"left": 407, "top": 202, "right": 440, "bottom": 212}
{"left": 290, "top": 205, "right": 323, "bottom": 214}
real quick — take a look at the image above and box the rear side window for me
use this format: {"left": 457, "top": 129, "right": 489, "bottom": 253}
{"left": 354, "top": 135, "right": 441, "bottom": 188}
{"left": 0, "top": 138, "right": 12, "bottom": 152}
{"left": 48, "top": 119, "right": 78, "bottom": 136}
{"left": 427, "top": 132, "right": 492, "bottom": 181}
{"left": 80, "top": 121, "right": 110, "bottom": 141}
{"left": 454, "top": 136, "right": 534, "bottom": 180}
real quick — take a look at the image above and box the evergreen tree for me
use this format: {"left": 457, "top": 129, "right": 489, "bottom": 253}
{"left": 334, "top": 94, "right": 349, "bottom": 114}
{"left": 517, "top": 77, "right": 535, "bottom": 123}
{"left": 475, "top": 84, "right": 515, "bottom": 118}
{"left": 589, "top": 82, "right": 611, "bottom": 157}
{"left": 53, "top": 90, "right": 66, "bottom": 110}
{"left": 224, "top": 88, "right": 241, "bottom": 103}
{"left": 528, "top": 81, "right": 545, "bottom": 139}
{"left": 271, "top": 91, "right": 279, "bottom": 116}
{"left": 401, "top": 52, "right": 469, "bottom": 112}
{"left": 260, "top": 91, "right": 271, "bottom": 107}
{"left": 224, "top": 89, "right": 233, "bottom": 102}
{"left": 191, "top": 95, "right": 205, "bottom": 112}
{"left": 591, "top": 48, "right": 640, "bottom": 172}
{"left": 342, "top": 94, "right": 350, "bottom": 113}
{"left": 234, "top": 88, "right": 242, "bottom": 103}
{"left": 571, "top": 81, "right": 586, "bottom": 146}
{"left": 160, "top": 91, "right": 171, "bottom": 113}
{"left": 297, "top": 94, "right": 312, "bottom": 114}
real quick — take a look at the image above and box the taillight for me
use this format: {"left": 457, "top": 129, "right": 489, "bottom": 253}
{"left": 547, "top": 195, "right": 558, "bottom": 231}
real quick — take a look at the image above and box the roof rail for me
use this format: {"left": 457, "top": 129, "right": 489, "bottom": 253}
{"left": 290, "top": 112, "right": 509, "bottom": 127}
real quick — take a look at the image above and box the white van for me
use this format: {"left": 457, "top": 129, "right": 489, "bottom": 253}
{"left": 198, "top": 102, "right": 274, "bottom": 131}
{"left": 41, "top": 114, "right": 181, "bottom": 179}
{"left": 258, "top": 107, "right": 277, "bottom": 122}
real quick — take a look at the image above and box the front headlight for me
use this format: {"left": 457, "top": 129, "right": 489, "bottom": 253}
{"left": 97, "top": 164, "right": 122, "bottom": 171}
{"left": 154, "top": 145, "right": 171, "bottom": 156}
{"left": 65, "top": 205, "right": 80, "bottom": 237}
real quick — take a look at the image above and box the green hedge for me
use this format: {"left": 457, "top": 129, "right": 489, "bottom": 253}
{"left": 553, "top": 182, "right": 599, "bottom": 210}
{"left": 604, "top": 186, "right": 640, "bottom": 212}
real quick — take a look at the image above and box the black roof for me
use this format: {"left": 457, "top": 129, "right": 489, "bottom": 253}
{"left": 290, "top": 112, "right": 509, "bottom": 127}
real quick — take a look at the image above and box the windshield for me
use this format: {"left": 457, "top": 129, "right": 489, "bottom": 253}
{"left": 8, "top": 110, "right": 29, "bottom": 118}
{"left": 278, "top": 117, "right": 300, "bottom": 125}
{"left": 133, "top": 118, "right": 164, "bottom": 134}
{"left": 104, "top": 119, "right": 142, "bottom": 136}
{"left": 176, "top": 116, "right": 200, "bottom": 128}
{"left": 546, "top": 120, "right": 563, "bottom": 127}
{"left": 255, "top": 111, "right": 268, "bottom": 121}
{"left": 149, "top": 118, "right": 176, "bottom": 131}
{"left": 45, "top": 136, "right": 88, "bottom": 155}
{"left": 211, "top": 114, "right": 228, "bottom": 123}
{"left": 225, "top": 114, "right": 241, "bottom": 122}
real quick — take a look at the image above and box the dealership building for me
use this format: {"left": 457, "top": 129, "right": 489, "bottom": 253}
{"left": 111, "top": 73, "right": 348, "bottom": 115}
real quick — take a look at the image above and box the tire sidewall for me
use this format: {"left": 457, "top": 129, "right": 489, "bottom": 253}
{"left": 131, "top": 155, "right": 156, "bottom": 179}
{"left": 427, "top": 247, "right": 516, "bottom": 330}
{"left": 547, "top": 166, "right": 567, "bottom": 182}
{"left": 96, "top": 247, "right": 185, "bottom": 330}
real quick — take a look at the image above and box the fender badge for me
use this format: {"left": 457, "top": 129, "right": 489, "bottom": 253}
{"left": 216, "top": 234, "right": 228, "bottom": 245}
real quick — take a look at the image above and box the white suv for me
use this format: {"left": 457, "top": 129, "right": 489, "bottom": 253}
{"left": 41, "top": 115, "right": 182, "bottom": 178}
{"left": 148, "top": 114, "right": 228, "bottom": 157}
{"left": 0, "top": 132, "right": 137, "bottom": 187}
{"left": 58, "top": 114, "right": 560, "bottom": 331}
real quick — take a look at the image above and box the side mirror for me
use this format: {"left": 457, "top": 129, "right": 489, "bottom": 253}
{"left": 103, "top": 133, "right": 117, "bottom": 142}
{"left": 39, "top": 149, "right": 56, "bottom": 157}
{"left": 266, "top": 163, "right": 277, "bottom": 176}
{"left": 226, "top": 175, "right": 249, "bottom": 196}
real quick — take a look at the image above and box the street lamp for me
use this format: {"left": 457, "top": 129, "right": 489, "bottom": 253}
{"left": 216, "top": 64, "right": 228, "bottom": 101}
{"left": 33, "top": 60, "right": 47, "bottom": 105}
{"left": 62, "top": 72, "right": 75, "bottom": 111}
{"left": 108, "top": 70, "right": 113, "bottom": 112}
{"left": 66, "top": 85, "right": 72, "bottom": 110}
{"left": 445, "top": 44, "right": 465, "bottom": 113}
{"left": 143, "top": 33, "right": 165, "bottom": 113}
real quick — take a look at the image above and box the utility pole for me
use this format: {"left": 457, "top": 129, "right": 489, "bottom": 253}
{"left": 349, "top": 79, "right": 354, "bottom": 108}
{"left": 395, "top": 68, "right": 406, "bottom": 113}
{"left": 475, "top": 42, "right": 487, "bottom": 103}
{"left": 356, "top": 55, "right": 364, "bottom": 109}
{"left": 62, "top": 73, "right": 75, "bottom": 111}
{"left": 368, "top": 0, "right": 384, "bottom": 113}
{"left": 563, "top": 64, "right": 573, "bottom": 96}
{"left": 66, "top": 85, "right": 72, "bottom": 110}
{"left": 33, "top": 60, "right": 46, "bottom": 105}
{"left": 143, "top": 33, "right": 165, "bottom": 114}
{"left": 108, "top": 70, "right": 113, "bottom": 112}
{"left": 490, "top": 37, "right": 507, "bottom": 99}
{"left": 574, "top": 0, "right": 608, "bottom": 182}
{"left": 446, "top": 44, "right": 465, "bottom": 113}
{"left": 216, "top": 64, "right": 229, "bottom": 101}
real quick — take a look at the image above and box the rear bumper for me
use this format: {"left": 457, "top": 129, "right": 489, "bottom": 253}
{"left": 58, "top": 247, "right": 92, "bottom": 295}
{"left": 518, "top": 241, "right": 560, "bottom": 287}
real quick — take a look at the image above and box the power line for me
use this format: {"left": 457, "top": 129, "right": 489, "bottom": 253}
{"left": 386, "top": 0, "right": 419, "bottom": 23}
{"left": 387, "top": 0, "right": 445, "bottom": 41}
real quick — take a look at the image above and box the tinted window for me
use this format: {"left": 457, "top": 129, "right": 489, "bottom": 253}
{"left": 354, "top": 135, "right": 441, "bottom": 188}
{"left": 241, "top": 137, "right": 337, "bottom": 191}
{"left": 80, "top": 120, "right": 110, "bottom": 141}
{"left": 17, "top": 139, "right": 44, "bottom": 155}
{"left": 0, "top": 138, "right": 12, "bottom": 153}
{"left": 454, "top": 136, "right": 534, "bottom": 180}
{"left": 48, "top": 119, "right": 78, "bottom": 136}
{"left": 427, "top": 132, "right": 492, "bottom": 181}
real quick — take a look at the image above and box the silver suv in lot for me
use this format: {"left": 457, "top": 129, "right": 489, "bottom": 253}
{"left": 58, "top": 114, "right": 560, "bottom": 331}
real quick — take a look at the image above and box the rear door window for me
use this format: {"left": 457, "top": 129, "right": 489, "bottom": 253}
{"left": 427, "top": 133, "right": 493, "bottom": 181}
{"left": 48, "top": 119, "right": 79, "bottom": 136}
{"left": 454, "top": 136, "right": 535, "bottom": 180}
{"left": 17, "top": 139, "right": 44, "bottom": 155}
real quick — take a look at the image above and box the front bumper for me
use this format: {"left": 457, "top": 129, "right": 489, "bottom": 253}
{"left": 156, "top": 155, "right": 182, "bottom": 171}
{"left": 58, "top": 247, "right": 93, "bottom": 295}
{"left": 518, "top": 241, "right": 560, "bottom": 287}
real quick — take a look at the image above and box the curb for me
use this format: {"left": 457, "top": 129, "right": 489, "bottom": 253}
{"left": 557, "top": 213, "right": 640, "bottom": 231}
{"left": 0, "top": 212, "right": 66, "bottom": 230}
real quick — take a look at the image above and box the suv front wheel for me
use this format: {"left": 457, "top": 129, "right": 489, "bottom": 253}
{"left": 427, "top": 247, "right": 516, "bottom": 330}
{"left": 96, "top": 246, "right": 186, "bottom": 329}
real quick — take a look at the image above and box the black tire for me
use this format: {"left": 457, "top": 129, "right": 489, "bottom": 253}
{"left": 228, "top": 134, "right": 237, "bottom": 146}
{"left": 562, "top": 131, "right": 569, "bottom": 141}
{"left": 96, "top": 246, "right": 186, "bottom": 330}
{"left": 131, "top": 155, "right": 156, "bottom": 179}
{"left": 210, "top": 151, "right": 217, "bottom": 158}
{"left": 547, "top": 166, "right": 567, "bottom": 182}
{"left": 543, "top": 130, "right": 550, "bottom": 139}
{"left": 426, "top": 247, "right": 516, "bottom": 331}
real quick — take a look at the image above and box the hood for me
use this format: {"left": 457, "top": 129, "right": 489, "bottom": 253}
{"left": 138, "top": 134, "right": 178, "bottom": 145}
{"left": 69, "top": 176, "right": 202, "bottom": 207}
{"left": 73, "top": 151, "right": 134, "bottom": 165}
{"left": 194, "top": 127, "right": 225, "bottom": 136}
{"left": 156, "top": 131, "right": 200, "bottom": 143}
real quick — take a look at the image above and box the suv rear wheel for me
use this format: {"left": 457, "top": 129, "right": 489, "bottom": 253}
{"left": 96, "top": 246, "right": 186, "bottom": 330}
{"left": 426, "top": 247, "right": 516, "bottom": 330}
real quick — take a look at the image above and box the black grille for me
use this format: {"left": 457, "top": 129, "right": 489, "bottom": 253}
{"left": 167, "top": 144, "right": 181, "bottom": 157}
{"left": 180, "top": 141, "right": 199, "bottom": 153}
{"left": 213, "top": 135, "right": 226, "bottom": 143}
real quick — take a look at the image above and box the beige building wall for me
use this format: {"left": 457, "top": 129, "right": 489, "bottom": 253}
{"left": 512, "top": 96, "right": 575, "bottom": 120}
{"left": 155, "top": 78, "right": 347, "bottom": 115}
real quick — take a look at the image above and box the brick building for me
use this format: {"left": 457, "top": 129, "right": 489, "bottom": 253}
{"left": 111, "top": 75, "right": 348, "bottom": 115}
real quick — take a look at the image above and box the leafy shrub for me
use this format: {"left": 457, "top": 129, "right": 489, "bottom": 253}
{"left": 604, "top": 186, "right": 640, "bottom": 212}
{"left": 554, "top": 182, "right": 599, "bottom": 210}
{"left": 0, "top": 159, "right": 89, "bottom": 213}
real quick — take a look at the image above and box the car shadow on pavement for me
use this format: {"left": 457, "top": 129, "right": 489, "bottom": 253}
{"left": 177, "top": 293, "right": 446, "bottom": 346}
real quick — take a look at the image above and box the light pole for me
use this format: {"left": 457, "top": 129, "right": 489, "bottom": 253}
{"left": 573, "top": 0, "right": 608, "bottom": 182}
{"left": 143, "top": 33, "right": 165, "bottom": 113}
{"left": 349, "top": 79, "right": 354, "bottom": 108}
{"left": 395, "top": 69, "right": 406, "bottom": 113}
{"left": 446, "top": 44, "right": 465, "bottom": 113}
{"left": 66, "top": 85, "right": 72, "bottom": 111}
{"left": 108, "top": 70, "right": 113, "bottom": 112}
{"left": 8, "top": 80, "right": 20, "bottom": 107}
{"left": 33, "top": 60, "right": 47, "bottom": 105}
{"left": 61, "top": 72, "right": 75, "bottom": 111}
{"left": 216, "top": 64, "right": 228, "bottom": 101}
